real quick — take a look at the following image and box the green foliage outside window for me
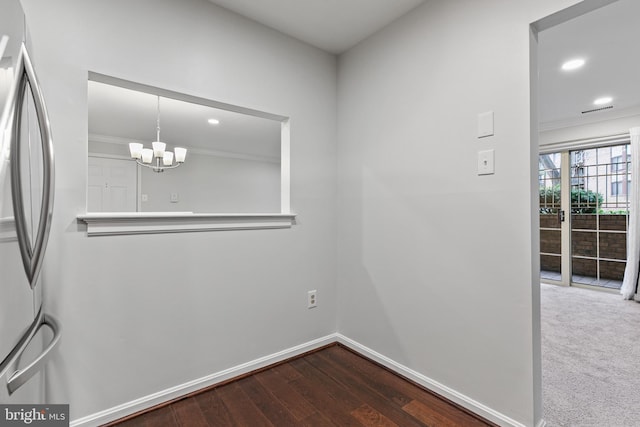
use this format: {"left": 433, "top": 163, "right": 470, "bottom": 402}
{"left": 539, "top": 185, "right": 604, "bottom": 214}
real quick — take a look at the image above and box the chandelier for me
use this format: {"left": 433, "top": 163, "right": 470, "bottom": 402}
{"left": 128, "top": 96, "right": 187, "bottom": 173}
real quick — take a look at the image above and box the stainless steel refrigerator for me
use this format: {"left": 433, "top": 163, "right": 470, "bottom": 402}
{"left": 0, "top": 0, "right": 61, "bottom": 404}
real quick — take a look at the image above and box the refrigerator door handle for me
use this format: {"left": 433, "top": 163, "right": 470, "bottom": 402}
{"left": 0, "top": 309, "right": 61, "bottom": 396}
{"left": 6, "top": 313, "right": 61, "bottom": 395}
{"left": 8, "top": 43, "right": 55, "bottom": 287}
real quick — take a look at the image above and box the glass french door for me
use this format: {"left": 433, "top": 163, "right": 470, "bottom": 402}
{"left": 539, "top": 152, "right": 566, "bottom": 284}
{"left": 539, "top": 144, "right": 630, "bottom": 289}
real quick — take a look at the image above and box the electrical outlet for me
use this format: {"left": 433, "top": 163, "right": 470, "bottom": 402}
{"left": 307, "top": 290, "right": 317, "bottom": 309}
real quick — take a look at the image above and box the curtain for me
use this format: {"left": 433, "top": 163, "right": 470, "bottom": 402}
{"left": 621, "top": 127, "right": 640, "bottom": 300}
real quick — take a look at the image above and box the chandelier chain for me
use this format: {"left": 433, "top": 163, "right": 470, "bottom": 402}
{"left": 156, "top": 96, "right": 161, "bottom": 142}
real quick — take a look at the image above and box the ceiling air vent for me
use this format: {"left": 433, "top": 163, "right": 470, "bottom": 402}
{"left": 582, "top": 105, "right": 613, "bottom": 114}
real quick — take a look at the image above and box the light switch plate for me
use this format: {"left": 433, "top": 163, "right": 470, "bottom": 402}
{"left": 170, "top": 192, "right": 179, "bottom": 203}
{"left": 478, "top": 149, "right": 495, "bottom": 175}
{"left": 478, "top": 111, "right": 494, "bottom": 138}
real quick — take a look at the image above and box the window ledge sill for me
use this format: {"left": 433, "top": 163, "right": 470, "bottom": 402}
{"left": 77, "top": 212, "right": 297, "bottom": 236}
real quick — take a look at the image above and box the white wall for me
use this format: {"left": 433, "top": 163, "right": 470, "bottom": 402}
{"left": 140, "top": 153, "right": 280, "bottom": 213}
{"left": 20, "top": 0, "right": 337, "bottom": 421}
{"left": 89, "top": 140, "right": 281, "bottom": 213}
{"left": 336, "top": 1, "right": 579, "bottom": 425}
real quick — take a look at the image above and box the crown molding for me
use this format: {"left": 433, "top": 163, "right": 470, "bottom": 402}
{"left": 539, "top": 105, "right": 640, "bottom": 133}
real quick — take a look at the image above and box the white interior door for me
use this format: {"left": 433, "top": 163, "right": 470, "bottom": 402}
{"left": 88, "top": 156, "right": 137, "bottom": 212}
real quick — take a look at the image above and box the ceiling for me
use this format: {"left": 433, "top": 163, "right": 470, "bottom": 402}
{"left": 538, "top": 0, "right": 640, "bottom": 126}
{"left": 205, "top": 0, "right": 640, "bottom": 128}
{"left": 89, "top": 0, "right": 640, "bottom": 155}
{"left": 88, "top": 81, "right": 281, "bottom": 160}
{"left": 88, "top": 0, "right": 429, "bottom": 159}
{"left": 206, "top": 0, "right": 426, "bottom": 54}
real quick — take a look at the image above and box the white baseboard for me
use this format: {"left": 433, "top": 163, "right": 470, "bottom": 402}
{"left": 335, "top": 334, "right": 529, "bottom": 427}
{"left": 70, "top": 333, "right": 338, "bottom": 427}
{"left": 72, "top": 333, "right": 536, "bottom": 427}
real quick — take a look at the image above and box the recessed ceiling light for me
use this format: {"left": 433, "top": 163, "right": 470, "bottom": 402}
{"left": 593, "top": 96, "right": 613, "bottom": 106}
{"left": 561, "top": 58, "right": 585, "bottom": 71}
{"left": 208, "top": 118, "right": 220, "bottom": 125}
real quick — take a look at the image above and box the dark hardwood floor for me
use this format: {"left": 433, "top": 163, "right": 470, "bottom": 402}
{"left": 106, "top": 344, "right": 494, "bottom": 427}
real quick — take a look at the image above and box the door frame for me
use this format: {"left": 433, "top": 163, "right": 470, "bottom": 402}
{"left": 530, "top": 0, "right": 621, "bottom": 423}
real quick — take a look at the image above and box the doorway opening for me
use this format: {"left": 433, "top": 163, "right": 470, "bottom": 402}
{"left": 532, "top": 0, "right": 640, "bottom": 425}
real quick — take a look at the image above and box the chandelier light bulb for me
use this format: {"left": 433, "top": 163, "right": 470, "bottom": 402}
{"left": 141, "top": 148, "right": 153, "bottom": 164}
{"left": 162, "top": 151, "right": 174, "bottom": 166}
{"left": 152, "top": 141, "right": 166, "bottom": 157}
{"left": 129, "top": 143, "right": 143, "bottom": 159}
{"left": 174, "top": 147, "right": 187, "bottom": 163}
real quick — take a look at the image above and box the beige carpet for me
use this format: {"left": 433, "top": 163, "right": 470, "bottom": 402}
{"left": 542, "top": 283, "right": 640, "bottom": 427}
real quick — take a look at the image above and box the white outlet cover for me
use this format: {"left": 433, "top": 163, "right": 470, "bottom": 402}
{"left": 478, "top": 149, "right": 495, "bottom": 175}
{"left": 307, "top": 290, "right": 317, "bottom": 308}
